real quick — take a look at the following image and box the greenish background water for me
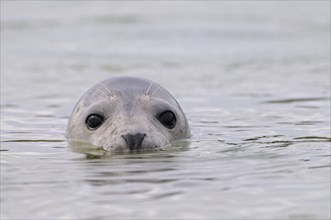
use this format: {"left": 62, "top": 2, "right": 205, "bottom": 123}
{"left": 1, "top": 1, "right": 330, "bottom": 219}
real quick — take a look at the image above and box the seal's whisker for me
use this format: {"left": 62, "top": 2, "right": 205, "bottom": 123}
{"left": 97, "top": 88, "right": 109, "bottom": 98}
{"left": 100, "top": 83, "right": 113, "bottom": 97}
{"left": 145, "top": 82, "right": 154, "bottom": 96}
{"left": 151, "top": 85, "right": 162, "bottom": 97}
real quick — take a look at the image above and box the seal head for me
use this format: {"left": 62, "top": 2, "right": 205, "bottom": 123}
{"left": 66, "top": 76, "right": 190, "bottom": 152}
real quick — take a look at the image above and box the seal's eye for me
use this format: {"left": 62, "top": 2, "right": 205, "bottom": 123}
{"left": 86, "top": 114, "right": 104, "bottom": 130}
{"left": 158, "top": 110, "right": 176, "bottom": 129}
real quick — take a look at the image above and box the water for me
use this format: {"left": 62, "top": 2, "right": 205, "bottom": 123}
{"left": 1, "top": 2, "right": 330, "bottom": 219}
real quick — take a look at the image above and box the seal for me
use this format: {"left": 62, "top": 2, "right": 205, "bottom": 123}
{"left": 66, "top": 76, "right": 190, "bottom": 152}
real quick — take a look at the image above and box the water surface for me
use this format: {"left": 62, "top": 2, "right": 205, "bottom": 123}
{"left": 1, "top": 2, "right": 330, "bottom": 219}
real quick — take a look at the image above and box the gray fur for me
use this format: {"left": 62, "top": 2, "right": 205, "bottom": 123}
{"left": 66, "top": 76, "right": 190, "bottom": 152}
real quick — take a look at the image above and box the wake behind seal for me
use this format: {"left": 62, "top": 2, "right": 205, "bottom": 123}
{"left": 66, "top": 76, "right": 190, "bottom": 152}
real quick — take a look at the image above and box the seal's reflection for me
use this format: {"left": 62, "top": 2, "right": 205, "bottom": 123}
{"left": 75, "top": 141, "right": 190, "bottom": 189}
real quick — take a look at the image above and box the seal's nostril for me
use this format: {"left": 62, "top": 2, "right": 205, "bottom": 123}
{"left": 121, "top": 133, "right": 146, "bottom": 150}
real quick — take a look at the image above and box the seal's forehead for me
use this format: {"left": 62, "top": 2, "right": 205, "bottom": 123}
{"left": 102, "top": 76, "right": 153, "bottom": 90}
{"left": 93, "top": 76, "right": 173, "bottom": 98}
{"left": 79, "top": 76, "right": 178, "bottom": 109}
{"left": 81, "top": 76, "right": 150, "bottom": 100}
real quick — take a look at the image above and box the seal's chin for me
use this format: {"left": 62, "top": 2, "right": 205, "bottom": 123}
{"left": 102, "top": 139, "right": 171, "bottom": 152}
{"left": 103, "top": 144, "right": 165, "bottom": 153}
{"left": 68, "top": 140, "right": 166, "bottom": 155}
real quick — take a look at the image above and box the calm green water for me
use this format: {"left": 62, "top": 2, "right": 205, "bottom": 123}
{"left": 1, "top": 2, "right": 330, "bottom": 219}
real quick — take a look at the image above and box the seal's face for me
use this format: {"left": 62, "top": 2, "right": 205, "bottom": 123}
{"left": 66, "top": 77, "right": 190, "bottom": 152}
